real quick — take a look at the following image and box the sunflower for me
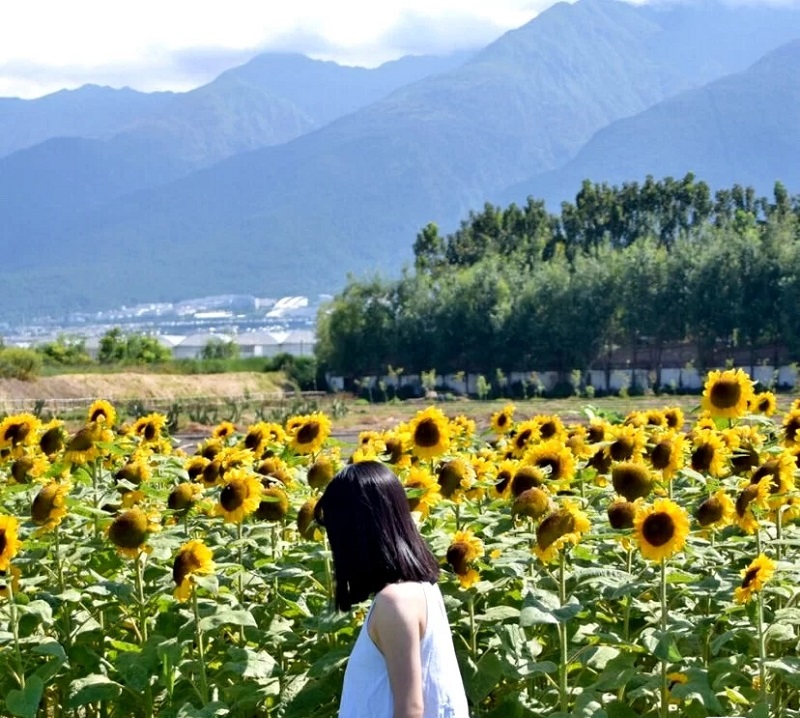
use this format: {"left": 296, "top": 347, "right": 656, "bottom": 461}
{"left": 307, "top": 455, "right": 337, "bottom": 490}
{"left": 256, "top": 457, "right": 293, "bottom": 485}
{"left": 509, "top": 420, "right": 540, "bottom": 457}
{"left": 524, "top": 440, "right": 576, "bottom": 486}
{"left": 297, "top": 498, "right": 319, "bottom": 540}
{"left": 647, "top": 433, "right": 685, "bottom": 480}
{"left": 64, "top": 422, "right": 113, "bottom": 465}
{"left": 750, "top": 453, "right": 796, "bottom": 499}
{"left": 167, "top": 483, "right": 202, "bottom": 513}
{"left": 510, "top": 465, "right": 546, "bottom": 497}
{"left": 612, "top": 461, "right": 655, "bottom": 501}
{"left": 586, "top": 418, "right": 609, "bottom": 445}
{"left": 0, "top": 413, "right": 41, "bottom": 452}
{"left": 132, "top": 413, "right": 167, "bottom": 443}
{"left": 407, "top": 407, "right": 451, "bottom": 460}
{"left": 31, "top": 481, "right": 70, "bottom": 531}
{"left": 115, "top": 457, "right": 152, "bottom": 487}
{"left": 607, "top": 425, "right": 646, "bottom": 462}
{"left": 241, "top": 423, "right": 270, "bottom": 456}
{"left": 783, "top": 409, "right": 800, "bottom": 447}
{"left": 0, "top": 516, "right": 21, "bottom": 571}
{"left": 624, "top": 410, "right": 648, "bottom": 428}
{"left": 450, "top": 415, "right": 476, "bottom": 445}
{"left": 404, "top": 467, "right": 441, "bottom": 518}
{"left": 10, "top": 455, "right": 50, "bottom": 484}
{"left": 490, "top": 404, "right": 515, "bottom": 435}
{"left": 0, "top": 565, "right": 21, "bottom": 599}
{"left": 535, "top": 500, "right": 591, "bottom": 563}
{"left": 87, "top": 399, "right": 117, "bottom": 427}
{"left": 730, "top": 442, "right": 761, "bottom": 475}
{"left": 216, "top": 470, "right": 262, "bottom": 523}
{"left": 358, "top": 430, "right": 382, "bottom": 448}
{"left": 701, "top": 369, "right": 754, "bottom": 419}
{"left": 197, "top": 438, "right": 224, "bottom": 460}
{"left": 533, "top": 415, "right": 566, "bottom": 442}
{"left": 644, "top": 410, "right": 668, "bottom": 429}
{"left": 735, "top": 478, "right": 771, "bottom": 534}
{"left": 436, "top": 458, "right": 475, "bottom": 500}
{"left": 633, "top": 498, "right": 690, "bottom": 562}
{"left": 255, "top": 486, "right": 290, "bottom": 522}
{"left": 751, "top": 392, "right": 777, "bottom": 416}
{"left": 565, "top": 426, "right": 592, "bottom": 459}
{"left": 38, "top": 420, "right": 65, "bottom": 456}
{"left": 493, "top": 458, "right": 519, "bottom": 497}
{"left": 695, "top": 490, "right": 735, "bottom": 529}
{"left": 690, "top": 430, "right": 728, "bottom": 477}
{"left": 381, "top": 432, "right": 407, "bottom": 465}
{"left": 607, "top": 499, "right": 637, "bottom": 530}
{"left": 588, "top": 447, "right": 612, "bottom": 475}
{"left": 288, "top": 412, "right": 332, "bottom": 455}
{"left": 663, "top": 407, "right": 685, "bottom": 431}
{"left": 734, "top": 554, "right": 776, "bottom": 604}
{"left": 108, "top": 507, "right": 153, "bottom": 558}
{"left": 185, "top": 455, "right": 210, "bottom": 482}
{"left": 446, "top": 530, "right": 485, "bottom": 588}
{"left": 512, "top": 487, "right": 551, "bottom": 520}
{"left": 173, "top": 540, "right": 215, "bottom": 601}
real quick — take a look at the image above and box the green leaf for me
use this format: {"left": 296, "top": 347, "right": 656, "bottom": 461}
{"left": 520, "top": 604, "right": 557, "bottom": 626}
{"left": 199, "top": 608, "right": 257, "bottom": 631}
{"left": 306, "top": 648, "right": 350, "bottom": 679}
{"left": 6, "top": 677, "right": 44, "bottom": 718}
{"left": 67, "top": 675, "right": 123, "bottom": 708}
{"left": 477, "top": 605, "right": 520, "bottom": 622}
{"left": 605, "top": 700, "right": 640, "bottom": 718}
{"left": 175, "top": 701, "right": 230, "bottom": 717}
{"left": 464, "top": 651, "right": 506, "bottom": 704}
{"left": 222, "top": 647, "right": 278, "bottom": 681}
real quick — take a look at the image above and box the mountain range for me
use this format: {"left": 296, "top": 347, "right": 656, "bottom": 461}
{"left": 2, "top": 0, "right": 800, "bottom": 317}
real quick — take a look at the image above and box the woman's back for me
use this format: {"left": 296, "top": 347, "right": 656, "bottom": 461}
{"left": 339, "top": 581, "right": 469, "bottom": 718}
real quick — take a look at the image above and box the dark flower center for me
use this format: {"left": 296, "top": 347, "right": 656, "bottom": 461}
{"left": 741, "top": 567, "right": 760, "bottom": 589}
{"left": 143, "top": 423, "right": 157, "bottom": 441}
{"left": 438, "top": 462, "right": 464, "bottom": 498}
{"left": 173, "top": 551, "right": 201, "bottom": 585}
{"left": 731, "top": 445, "right": 759, "bottom": 473}
{"left": 691, "top": 444, "right": 715, "bottom": 472}
{"left": 608, "top": 501, "right": 636, "bottom": 529}
{"left": 736, "top": 485, "right": 760, "bottom": 517}
{"left": 11, "top": 458, "right": 33, "bottom": 484}
{"left": 535, "top": 457, "right": 562, "bottom": 480}
{"left": 109, "top": 511, "right": 148, "bottom": 549}
{"left": 90, "top": 408, "right": 109, "bottom": 423}
{"left": 612, "top": 464, "right": 652, "bottom": 501}
{"left": 495, "top": 470, "right": 512, "bottom": 494}
{"left": 5, "top": 422, "right": 29, "bottom": 445}
{"left": 537, "top": 510, "right": 575, "bottom": 551}
{"left": 497, "top": 414, "right": 508, "bottom": 428}
{"left": 610, "top": 438, "right": 634, "bottom": 462}
{"left": 665, "top": 411, "right": 681, "bottom": 429}
{"left": 0, "top": 531, "right": 6, "bottom": 554}
{"left": 31, "top": 485, "right": 58, "bottom": 524}
{"left": 641, "top": 512, "right": 675, "bottom": 547}
{"left": 786, "top": 418, "right": 800, "bottom": 443}
{"left": 414, "top": 419, "right": 441, "bottom": 448}
{"left": 446, "top": 543, "right": 470, "bottom": 575}
{"left": 511, "top": 467, "right": 543, "bottom": 497}
{"left": 244, "top": 430, "right": 263, "bottom": 451}
{"left": 758, "top": 398, "right": 771, "bottom": 412}
{"left": 67, "top": 429, "right": 94, "bottom": 452}
{"left": 168, "top": 485, "right": 196, "bottom": 512}
{"left": 696, "top": 497, "right": 723, "bottom": 526}
{"left": 709, "top": 380, "right": 741, "bottom": 409}
{"left": 297, "top": 421, "right": 321, "bottom": 445}
{"left": 220, "top": 481, "right": 247, "bottom": 511}
{"left": 751, "top": 460, "right": 781, "bottom": 493}
{"left": 202, "top": 460, "right": 222, "bottom": 486}
{"left": 540, "top": 422, "right": 557, "bottom": 439}
{"left": 589, "top": 449, "right": 611, "bottom": 474}
{"left": 513, "top": 488, "right": 549, "bottom": 519}
{"left": 587, "top": 426, "right": 605, "bottom": 443}
{"left": 650, "top": 441, "right": 673, "bottom": 470}
{"left": 40, "top": 427, "right": 63, "bottom": 455}
{"left": 256, "top": 488, "right": 289, "bottom": 521}
{"left": 515, "top": 429, "right": 533, "bottom": 450}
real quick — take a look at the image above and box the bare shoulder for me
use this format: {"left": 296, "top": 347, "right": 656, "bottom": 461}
{"left": 371, "top": 582, "right": 428, "bottom": 638}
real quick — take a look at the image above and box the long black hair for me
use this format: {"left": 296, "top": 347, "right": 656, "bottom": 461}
{"left": 315, "top": 461, "right": 440, "bottom": 611}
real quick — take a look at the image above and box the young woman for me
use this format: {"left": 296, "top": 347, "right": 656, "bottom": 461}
{"left": 315, "top": 461, "right": 470, "bottom": 718}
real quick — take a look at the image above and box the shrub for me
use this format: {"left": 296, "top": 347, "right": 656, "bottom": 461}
{"left": 0, "top": 347, "right": 42, "bottom": 380}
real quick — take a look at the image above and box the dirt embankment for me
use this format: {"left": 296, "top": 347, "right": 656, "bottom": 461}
{"left": 0, "top": 372, "right": 284, "bottom": 407}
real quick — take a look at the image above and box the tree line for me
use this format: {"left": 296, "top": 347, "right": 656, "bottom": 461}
{"left": 315, "top": 174, "right": 800, "bottom": 383}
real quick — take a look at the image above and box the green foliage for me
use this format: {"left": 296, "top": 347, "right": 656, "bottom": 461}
{"left": 318, "top": 178, "right": 800, "bottom": 379}
{"left": 0, "top": 347, "right": 42, "bottom": 380}
{"left": 200, "top": 338, "right": 240, "bottom": 361}
{"left": 36, "top": 335, "right": 91, "bottom": 365}
{"left": 98, "top": 328, "right": 171, "bottom": 365}
{"left": 264, "top": 353, "right": 318, "bottom": 391}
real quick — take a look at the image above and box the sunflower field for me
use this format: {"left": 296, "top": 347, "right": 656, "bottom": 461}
{"left": 0, "top": 369, "right": 799, "bottom": 717}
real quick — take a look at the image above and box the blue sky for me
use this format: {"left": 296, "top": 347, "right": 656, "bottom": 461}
{"left": 1, "top": 0, "right": 799, "bottom": 98}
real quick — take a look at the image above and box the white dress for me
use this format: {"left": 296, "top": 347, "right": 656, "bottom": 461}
{"left": 338, "top": 581, "right": 470, "bottom": 718}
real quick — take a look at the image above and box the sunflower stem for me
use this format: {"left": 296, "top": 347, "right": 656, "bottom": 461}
{"left": 558, "top": 549, "right": 569, "bottom": 714}
{"left": 468, "top": 594, "right": 477, "bottom": 658}
{"left": 756, "top": 589, "right": 768, "bottom": 708}
{"left": 192, "top": 588, "right": 210, "bottom": 705}
{"left": 134, "top": 551, "right": 154, "bottom": 717}
{"left": 776, "top": 507, "right": 783, "bottom": 563}
{"left": 54, "top": 524, "right": 72, "bottom": 647}
{"left": 454, "top": 502, "right": 461, "bottom": 532}
{"left": 6, "top": 571, "right": 25, "bottom": 689}
{"left": 622, "top": 547, "right": 633, "bottom": 644}
{"left": 237, "top": 522, "right": 246, "bottom": 644}
{"left": 660, "top": 558, "right": 668, "bottom": 718}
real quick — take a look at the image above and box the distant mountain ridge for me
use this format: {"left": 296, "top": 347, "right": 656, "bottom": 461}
{"left": 502, "top": 39, "right": 800, "bottom": 208}
{"left": 3, "top": 0, "right": 800, "bottom": 317}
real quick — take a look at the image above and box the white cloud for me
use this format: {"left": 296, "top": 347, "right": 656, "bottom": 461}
{"left": 1, "top": 0, "right": 799, "bottom": 98}
{"left": 0, "top": 0, "right": 554, "bottom": 97}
